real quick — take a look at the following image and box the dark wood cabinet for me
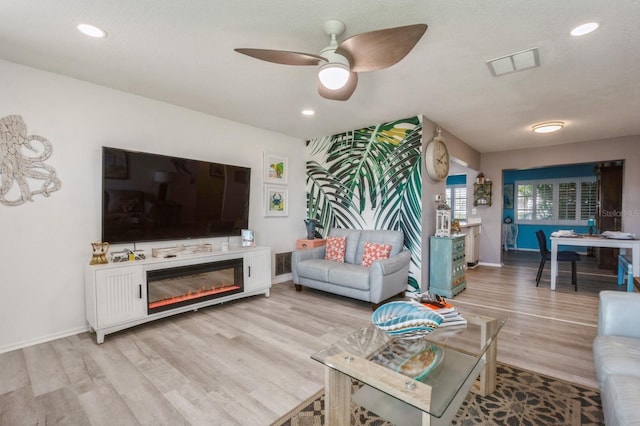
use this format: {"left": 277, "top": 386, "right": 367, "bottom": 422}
{"left": 596, "top": 162, "right": 624, "bottom": 270}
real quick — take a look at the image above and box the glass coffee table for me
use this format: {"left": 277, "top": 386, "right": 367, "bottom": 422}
{"left": 311, "top": 309, "right": 506, "bottom": 426}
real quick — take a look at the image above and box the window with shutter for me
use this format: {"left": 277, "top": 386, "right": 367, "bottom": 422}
{"left": 580, "top": 181, "right": 597, "bottom": 220}
{"left": 514, "top": 177, "right": 595, "bottom": 225}
{"left": 516, "top": 184, "right": 533, "bottom": 220}
{"left": 558, "top": 182, "right": 577, "bottom": 220}
{"left": 445, "top": 186, "right": 467, "bottom": 220}
{"left": 536, "top": 184, "right": 553, "bottom": 220}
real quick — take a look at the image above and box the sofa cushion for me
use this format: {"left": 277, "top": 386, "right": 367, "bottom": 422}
{"left": 295, "top": 259, "right": 331, "bottom": 282}
{"left": 329, "top": 228, "right": 362, "bottom": 264}
{"left": 328, "top": 263, "right": 371, "bottom": 291}
{"left": 325, "top": 236, "right": 346, "bottom": 262}
{"left": 355, "top": 230, "right": 404, "bottom": 263}
{"left": 602, "top": 374, "right": 640, "bottom": 426}
{"left": 593, "top": 335, "right": 640, "bottom": 389}
{"left": 361, "top": 242, "right": 392, "bottom": 267}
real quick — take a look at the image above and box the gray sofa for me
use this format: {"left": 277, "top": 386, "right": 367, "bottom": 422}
{"left": 291, "top": 228, "right": 411, "bottom": 308}
{"left": 593, "top": 290, "right": 640, "bottom": 426}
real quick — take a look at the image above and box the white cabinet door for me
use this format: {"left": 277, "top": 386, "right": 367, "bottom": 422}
{"left": 464, "top": 226, "right": 481, "bottom": 265}
{"left": 244, "top": 249, "right": 270, "bottom": 292}
{"left": 95, "top": 266, "right": 147, "bottom": 328}
{"left": 473, "top": 231, "right": 480, "bottom": 262}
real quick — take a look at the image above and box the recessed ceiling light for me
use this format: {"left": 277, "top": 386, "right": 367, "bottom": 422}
{"left": 570, "top": 22, "right": 599, "bottom": 37}
{"left": 301, "top": 109, "right": 315, "bottom": 116}
{"left": 77, "top": 23, "right": 107, "bottom": 38}
{"left": 532, "top": 121, "right": 564, "bottom": 133}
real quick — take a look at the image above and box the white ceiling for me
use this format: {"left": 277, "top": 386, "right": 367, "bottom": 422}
{"left": 1, "top": 0, "right": 639, "bottom": 153}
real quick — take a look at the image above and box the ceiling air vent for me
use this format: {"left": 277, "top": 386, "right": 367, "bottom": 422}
{"left": 486, "top": 48, "right": 540, "bottom": 76}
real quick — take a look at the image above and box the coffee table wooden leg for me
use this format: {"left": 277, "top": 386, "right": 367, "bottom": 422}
{"left": 478, "top": 336, "right": 497, "bottom": 395}
{"left": 473, "top": 318, "right": 498, "bottom": 396}
{"left": 325, "top": 367, "right": 351, "bottom": 425}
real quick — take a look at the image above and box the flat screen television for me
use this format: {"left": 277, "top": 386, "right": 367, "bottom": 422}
{"left": 102, "top": 147, "right": 251, "bottom": 244}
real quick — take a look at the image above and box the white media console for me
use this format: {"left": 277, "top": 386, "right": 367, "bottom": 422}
{"left": 85, "top": 246, "right": 271, "bottom": 343}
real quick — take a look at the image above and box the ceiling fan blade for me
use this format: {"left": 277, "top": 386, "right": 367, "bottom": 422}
{"left": 234, "top": 48, "right": 325, "bottom": 66}
{"left": 336, "top": 24, "right": 427, "bottom": 72}
{"left": 318, "top": 72, "right": 358, "bottom": 101}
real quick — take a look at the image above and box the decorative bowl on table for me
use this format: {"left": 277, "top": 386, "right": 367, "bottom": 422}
{"left": 369, "top": 337, "right": 444, "bottom": 380}
{"left": 372, "top": 301, "right": 444, "bottom": 339}
{"left": 398, "top": 345, "right": 443, "bottom": 380}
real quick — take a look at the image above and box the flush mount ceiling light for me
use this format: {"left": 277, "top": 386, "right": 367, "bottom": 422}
{"left": 532, "top": 121, "right": 564, "bottom": 133}
{"left": 570, "top": 22, "right": 599, "bottom": 37}
{"left": 486, "top": 48, "right": 540, "bottom": 76}
{"left": 77, "top": 23, "right": 107, "bottom": 38}
{"left": 301, "top": 109, "right": 315, "bottom": 116}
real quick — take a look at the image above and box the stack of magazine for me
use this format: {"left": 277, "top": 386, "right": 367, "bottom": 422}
{"left": 411, "top": 292, "right": 467, "bottom": 327}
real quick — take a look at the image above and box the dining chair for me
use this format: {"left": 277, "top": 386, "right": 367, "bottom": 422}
{"left": 535, "top": 230, "right": 581, "bottom": 291}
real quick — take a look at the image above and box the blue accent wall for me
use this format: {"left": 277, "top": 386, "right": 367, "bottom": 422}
{"left": 446, "top": 174, "right": 466, "bottom": 185}
{"left": 503, "top": 163, "right": 597, "bottom": 251}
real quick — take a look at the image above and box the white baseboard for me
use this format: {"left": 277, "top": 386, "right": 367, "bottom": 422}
{"left": 478, "top": 261, "right": 503, "bottom": 268}
{"left": 272, "top": 273, "right": 292, "bottom": 284}
{"left": 0, "top": 325, "right": 89, "bottom": 355}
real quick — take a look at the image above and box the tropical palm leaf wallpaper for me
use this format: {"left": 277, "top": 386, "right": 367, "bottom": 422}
{"left": 306, "top": 116, "right": 423, "bottom": 292}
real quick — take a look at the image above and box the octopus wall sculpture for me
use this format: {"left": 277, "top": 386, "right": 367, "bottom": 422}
{"left": 0, "top": 115, "right": 61, "bottom": 206}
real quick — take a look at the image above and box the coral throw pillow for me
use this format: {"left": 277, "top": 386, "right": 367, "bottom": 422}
{"left": 325, "top": 236, "right": 346, "bottom": 262}
{"left": 361, "top": 242, "right": 392, "bottom": 267}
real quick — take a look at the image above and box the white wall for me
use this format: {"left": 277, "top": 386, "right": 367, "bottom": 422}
{"left": 479, "top": 135, "right": 640, "bottom": 265}
{"left": 0, "top": 60, "right": 306, "bottom": 353}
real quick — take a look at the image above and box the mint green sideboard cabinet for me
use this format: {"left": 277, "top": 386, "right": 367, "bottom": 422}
{"left": 429, "top": 235, "right": 467, "bottom": 298}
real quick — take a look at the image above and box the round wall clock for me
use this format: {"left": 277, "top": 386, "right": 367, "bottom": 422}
{"left": 424, "top": 129, "right": 450, "bottom": 181}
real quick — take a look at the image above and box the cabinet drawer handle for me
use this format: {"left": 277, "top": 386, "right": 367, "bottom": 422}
{"left": 248, "top": 266, "right": 251, "bottom": 277}
{"left": 139, "top": 284, "right": 142, "bottom": 299}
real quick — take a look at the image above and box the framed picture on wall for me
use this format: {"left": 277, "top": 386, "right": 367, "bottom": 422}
{"left": 264, "top": 152, "right": 288, "bottom": 185}
{"left": 264, "top": 185, "right": 288, "bottom": 217}
{"left": 504, "top": 184, "right": 514, "bottom": 209}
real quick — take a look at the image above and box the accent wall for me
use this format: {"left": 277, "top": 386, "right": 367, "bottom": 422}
{"left": 306, "top": 116, "right": 423, "bottom": 291}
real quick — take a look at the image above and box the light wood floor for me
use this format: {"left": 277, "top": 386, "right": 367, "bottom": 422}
{"left": 0, "top": 251, "right": 625, "bottom": 425}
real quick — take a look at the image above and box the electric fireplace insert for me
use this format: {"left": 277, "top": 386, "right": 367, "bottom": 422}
{"left": 146, "top": 258, "right": 243, "bottom": 314}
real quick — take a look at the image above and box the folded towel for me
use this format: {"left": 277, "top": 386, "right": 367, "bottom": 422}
{"left": 601, "top": 231, "right": 635, "bottom": 239}
{"left": 551, "top": 230, "right": 576, "bottom": 237}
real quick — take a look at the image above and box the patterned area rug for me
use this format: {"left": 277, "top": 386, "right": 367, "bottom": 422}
{"left": 271, "top": 364, "right": 603, "bottom": 426}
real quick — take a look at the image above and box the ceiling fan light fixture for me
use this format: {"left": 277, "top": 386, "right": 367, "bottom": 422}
{"left": 318, "top": 63, "right": 350, "bottom": 90}
{"left": 532, "top": 121, "right": 564, "bottom": 133}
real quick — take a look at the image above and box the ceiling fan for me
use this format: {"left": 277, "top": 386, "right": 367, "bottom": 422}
{"left": 235, "top": 20, "right": 427, "bottom": 101}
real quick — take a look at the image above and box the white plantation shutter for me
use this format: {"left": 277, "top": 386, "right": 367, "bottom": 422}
{"left": 558, "top": 182, "right": 577, "bottom": 220}
{"left": 515, "top": 177, "right": 596, "bottom": 224}
{"left": 516, "top": 184, "right": 533, "bottom": 220}
{"left": 580, "top": 181, "right": 597, "bottom": 220}
{"left": 453, "top": 187, "right": 467, "bottom": 220}
{"left": 536, "top": 184, "right": 553, "bottom": 220}
{"left": 445, "top": 186, "right": 467, "bottom": 220}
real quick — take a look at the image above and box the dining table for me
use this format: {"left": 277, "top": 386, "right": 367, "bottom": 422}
{"left": 550, "top": 234, "right": 640, "bottom": 290}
